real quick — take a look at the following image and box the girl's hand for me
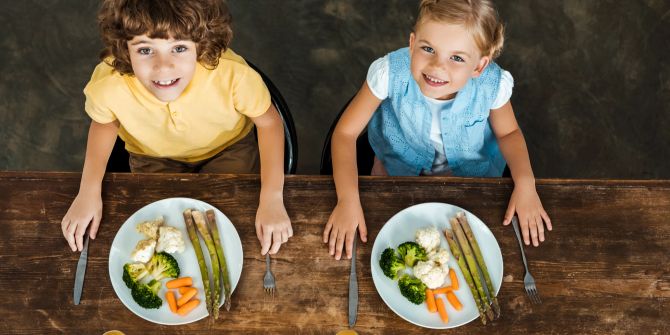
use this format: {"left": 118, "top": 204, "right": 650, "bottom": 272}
{"left": 503, "top": 183, "right": 552, "bottom": 246}
{"left": 61, "top": 190, "right": 103, "bottom": 252}
{"left": 255, "top": 197, "right": 292, "bottom": 255}
{"left": 323, "top": 199, "right": 368, "bottom": 260}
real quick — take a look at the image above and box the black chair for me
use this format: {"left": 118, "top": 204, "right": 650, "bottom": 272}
{"left": 319, "top": 97, "right": 375, "bottom": 175}
{"left": 319, "top": 97, "right": 512, "bottom": 177}
{"left": 106, "top": 61, "right": 298, "bottom": 174}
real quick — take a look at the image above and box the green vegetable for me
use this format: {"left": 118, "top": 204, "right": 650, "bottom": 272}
{"left": 206, "top": 209, "right": 232, "bottom": 312}
{"left": 147, "top": 252, "right": 180, "bottom": 281}
{"left": 398, "top": 274, "right": 427, "bottom": 304}
{"left": 183, "top": 209, "right": 212, "bottom": 316}
{"left": 131, "top": 279, "right": 162, "bottom": 309}
{"left": 192, "top": 210, "right": 221, "bottom": 320}
{"left": 457, "top": 212, "right": 500, "bottom": 319}
{"left": 379, "top": 247, "right": 406, "bottom": 280}
{"left": 122, "top": 262, "right": 149, "bottom": 289}
{"left": 397, "top": 241, "right": 428, "bottom": 267}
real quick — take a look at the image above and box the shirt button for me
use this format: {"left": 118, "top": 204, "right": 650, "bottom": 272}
{"left": 172, "top": 111, "right": 178, "bottom": 117}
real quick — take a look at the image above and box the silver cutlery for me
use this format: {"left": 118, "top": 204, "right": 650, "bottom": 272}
{"left": 73, "top": 234, "right": 90, "bottom": 305}
{"left": 511, "top": 216, "right": 542, "bottom": 304}
{"left": 348, "top": 232, "right": 358, "bottom": 328}
{"left": 263, "top": 253, "right": 276, "bottom": 296}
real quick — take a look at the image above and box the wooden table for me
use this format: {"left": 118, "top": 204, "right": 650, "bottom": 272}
{"left": 1, "top": 171, "right": 668, "bottom": 334}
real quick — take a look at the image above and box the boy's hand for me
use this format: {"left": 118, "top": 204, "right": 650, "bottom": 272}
{"left": 323, "top": 199, "right": 368, "bottom": 260}
{"left": 61, "top": 190, "right": 102, "bottom": 252}
{"left": 503, "top": 183, "right": 552, "bottom": 246}
{"left": 255, "top": 197, "right": 292, "bottom": 255}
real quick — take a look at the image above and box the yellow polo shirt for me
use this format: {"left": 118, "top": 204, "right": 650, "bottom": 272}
{"left": 83, "top": 49, "right": 271, "bottom": 162}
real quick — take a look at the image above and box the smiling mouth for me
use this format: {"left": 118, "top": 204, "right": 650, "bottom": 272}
{"left": 423, "top": 74, "right": 448, "bottom": 87}
{"left": 152, "top": 78, "right": 180, "bottom": 88}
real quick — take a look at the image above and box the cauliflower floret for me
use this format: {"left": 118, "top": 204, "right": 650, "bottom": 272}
{"left": 428, "top": 248, "right": 450, "bottom": 266}
{"left": 136, "top": 216, "right": 164, "bottom": 240}
{"left": 417, "top": 266, "right": 448, "bottom": 289}
{"left": 415, "top": 226, "right": 441, "bottom": 252}
{"left": 413, "top": 260, "right": 436, "bottom": 278}
{"left": 131, "top": 238, "right": 156, "bottom": 263}
{"left": 156, "top": 226, "right": 185, "bottom": 254}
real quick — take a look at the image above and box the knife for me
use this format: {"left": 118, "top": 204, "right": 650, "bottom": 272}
{"left": 348, "top": 232, "right": 358, "bottom": 328}
{"left": 73, "top": 234, "right": 90, "bottom": 305}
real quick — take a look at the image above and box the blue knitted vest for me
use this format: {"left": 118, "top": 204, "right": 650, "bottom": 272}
{"left": 367, "top": 47, "right": 506, "bottom": 176}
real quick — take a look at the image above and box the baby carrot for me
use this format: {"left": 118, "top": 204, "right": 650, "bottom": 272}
{"left": 446, "top": 291, "right": 463, "bottom": 311}
{"left": 177, "top": 299, "right": 200, "bottom": 316}
{"left": 432, "top": 286, "right": 453, "bottom": 295}
{"left": 449, "top": 268, "right": 459, "bottom": 290}
{"left": 425, "top": 288, "right": 436, "bottom": 313}
{"left": 177, "top": 287, "right": 198, "bottom": 307}
{"left": 166, "top": 277, "right": 193, "bottom": 289}
{"left": 166, "top": 291, "right": 177, "bottom": 313}
{"left": 435, "top": 296, "right": 449, "bottom": 323}
{"left": 178, "top": 287, "right": 191, "bottom": 295}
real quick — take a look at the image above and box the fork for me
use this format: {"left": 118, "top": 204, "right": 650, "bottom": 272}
{"left": 263, "top": 254, "right": 276, "bottom": 296}
{"left": 511, "top": 216, "right": 542, "bottom": 304}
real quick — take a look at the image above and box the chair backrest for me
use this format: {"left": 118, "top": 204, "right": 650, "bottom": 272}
{"left": 319, "top": 96, "right": 375, "bottom": 175}
{"left": 106, "top": 62, "right": 298, "bottom": 174}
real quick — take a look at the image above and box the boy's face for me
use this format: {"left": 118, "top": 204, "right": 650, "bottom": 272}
{"left": 409, "top": 20, "right": 490, "bottom": 100}
{"left": 127, "top": 35, "right": 197, "bottom": 102}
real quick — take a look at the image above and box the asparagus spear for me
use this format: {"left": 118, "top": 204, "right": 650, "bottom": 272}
{"left": 192, "top": 210, "right": 221, "bottom": 320}
{"left": 451, "top": 217, "right": 495, "bottom": 321}
{"left": 183, "top": 209, "right": 212, "bottom": 316}
{"left": 445, "top": 223, "right": 487, "bottom": 325}
{"left": 457, "top": 212, "right": 501, "bottom": 319}
{"left": 205, "top": 209, "right": 232, "bottom": 312}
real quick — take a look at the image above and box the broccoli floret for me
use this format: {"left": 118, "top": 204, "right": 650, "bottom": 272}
{"left": 398, "top": 274, "right": 427, "bottom": 305}
{"left": 147, "top": 252, "right": 180, "bottom": 281}
{"left": 131, "top": 279, "right": 162, "bottom": 309}
{"left": 397, "top": 241, "right": 428, "bottom": 267}
{"left": 122, "top": 262, "right": 149, "bottom": 289}
{"left": 379, "top": 248, "right": 406, "bottom": 280}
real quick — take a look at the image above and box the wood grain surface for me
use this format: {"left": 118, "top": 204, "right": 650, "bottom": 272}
{"left": 0, "top": 172, "right": 668, "bottom": 334}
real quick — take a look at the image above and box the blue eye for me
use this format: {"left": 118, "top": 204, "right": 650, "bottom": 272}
{"left": 138, "top": 48, "right": 152, "bottom": 55}
{"left": 174, "top": 45, "right": 188, "bottom": 53}
{"left": 421, "top": 46, "right": 435, "bottom": 54}
{"left": 450, "top": 55, "right": 465, "bottom": 62}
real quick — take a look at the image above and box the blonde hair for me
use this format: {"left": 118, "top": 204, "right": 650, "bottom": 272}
{"left": 416, "top": 0, "right": 505, "bottom": 59}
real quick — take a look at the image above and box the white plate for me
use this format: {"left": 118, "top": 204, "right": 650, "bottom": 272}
{"left": 370, "top": 202, "right": 503, "bottom": 329}
{"left": 108, "top": 198, "right": 243, "bottom": 325}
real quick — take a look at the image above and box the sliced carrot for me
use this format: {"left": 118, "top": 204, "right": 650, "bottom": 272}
{"left": 166, "top": 291, "right": 177, "bottom": 313}
{"left": 449, "top": 268, "right": 459, "bottom": 290}
{"left": 178, "top": 287, "right": 192, "bottom": 295}
{"left": 432, "top": 286, "right": 453, "bottom": 295}
{"left": 176, "top": 299, "right": 200, "bottom": 316}
{"left": 425, "top": 288, "right": 436, "bottom": 313}
{"left": 166, "top": 277, "right": 193, "bottom": 289}
{"left": 435, "top": 297, "right": 449, "bottom": 323}
{"left": 446, "top": 291, "right": 463, "bottom": 311}
{"left": 177, "top": 287, "right": 198, "bottom": 307}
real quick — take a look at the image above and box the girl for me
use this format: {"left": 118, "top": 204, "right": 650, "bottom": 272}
{"left": 61, "top": 0, "right": 292, "bottom": 256}
{"left": 324, "top": 0, "right": 552, "bottom": 260}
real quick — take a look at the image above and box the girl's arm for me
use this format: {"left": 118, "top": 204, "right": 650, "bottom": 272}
{"left": 489, "top": 101, "right": 552, "bottom": 246}
{"left": 250, "top": 104, "right": 292, "bottom": 255}
{"left": 324, "top": 82, "right": 382, "bottom": 260}
{"left": 61, "top": 120, "right": 118, "bottom": 251}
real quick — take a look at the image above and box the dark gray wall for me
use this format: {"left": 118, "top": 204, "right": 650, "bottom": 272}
{"left": 1, "top": 0, "right": 668, "bottom": 178}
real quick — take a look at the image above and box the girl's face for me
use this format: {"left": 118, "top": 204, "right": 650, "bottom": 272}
{"left": 409, "top": 20, "right": 490, "bottom": 100}
{"left": 127, "top": 35, "right": 197, "bottom": 102}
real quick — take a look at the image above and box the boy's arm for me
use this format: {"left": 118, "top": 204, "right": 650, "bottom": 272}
{"left": 325, "top": 82, "right": 381, "bottom": 260}
{"left": 62, "top": 120, "right": 118, "bottom": 251}
{"left": 250, "top": 104, "right": 292, "bottom": 255}
{"left": 489, "top": 101, "right": 552, "bottom": 246}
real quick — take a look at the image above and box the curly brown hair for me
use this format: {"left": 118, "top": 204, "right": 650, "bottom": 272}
{"left": 416, "top": 0, "right": 504, "bottom": 59}
{"left": 98, "top": 0, "right": 233, "bottom": 75}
